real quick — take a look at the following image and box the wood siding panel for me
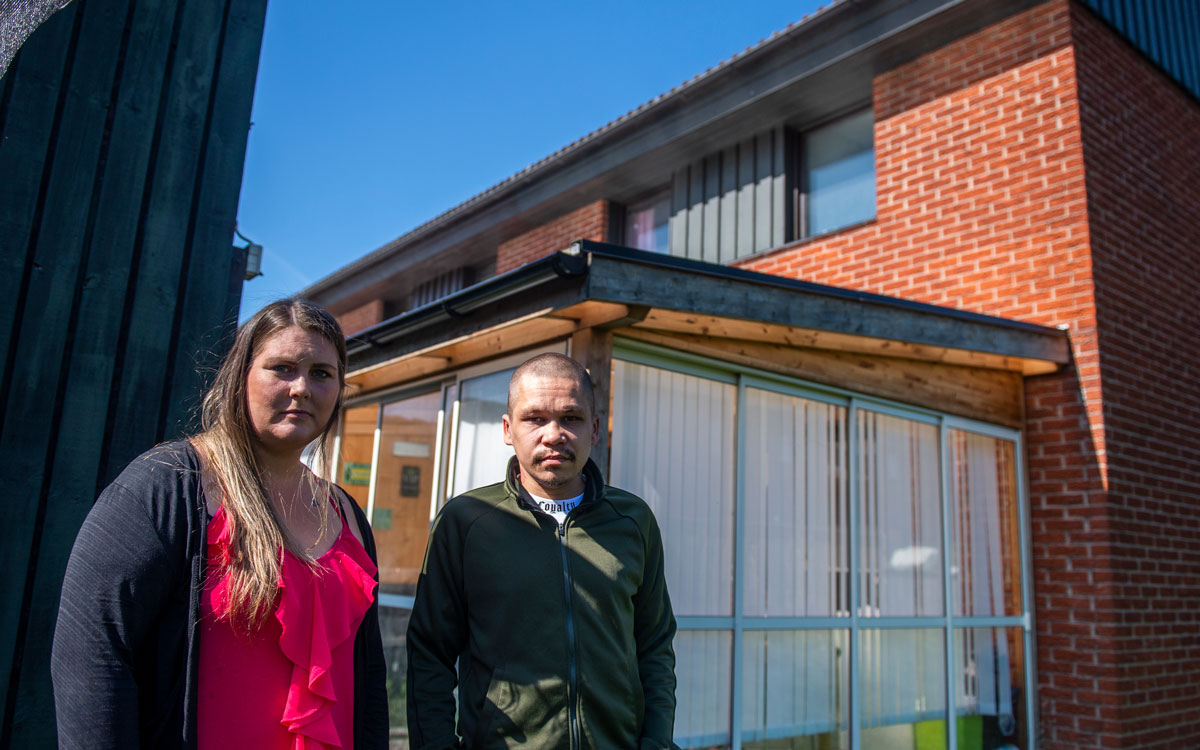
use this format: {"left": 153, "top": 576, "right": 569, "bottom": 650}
{"left": 160, "top": 0, "right": 267, "bottom": 438}
{"left": 0, "top": 0, "right": 125, "bottom": 727}
{"left": 0, "top": 4, "right": 77, "bottom": 400}
{"left": 0, "top": 0, "right": 265, "bottom": 742}
{"left": 719, "top": 145, "right": 738, "bottom": 264}
{"left": 702, "top": 153, "right": 721, "bottom": 263}
{"left": 670, "top": 127, "right": 790, "bottom": 264}
{"left": 772, "top": 126, "right": 788, "bottom": 248}
{"left": 104, "top": 0, "right": 226, "bottom": 474}
{"left": 11, "top": 1, "right": 178, "bottom": 737}
{"left": 736, "top": 137, "right": 756, "bottom": 257}
{"left": 686, "top": 163, "right": 703, "bottom": 260}
{"left": 670, "top": 167, "right": 689, "bottom": 257}
{"left": 754, "top": 129, "right": 775, "bottom": 254}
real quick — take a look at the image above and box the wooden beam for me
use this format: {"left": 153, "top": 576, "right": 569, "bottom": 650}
{"left": 618, "top": 328, "right": 1025, "bottom": 428}
{"left": 631, "top": 308, "right": 1056, "bottom": 375}
{"left": 570, "top": 327, "right": 615, "bottom": 477}
{"left": 349, "top": 301, "right": 635, "bottom": 394}
{"left": 584, "top": 254, "right": 1069, "bottom": 371}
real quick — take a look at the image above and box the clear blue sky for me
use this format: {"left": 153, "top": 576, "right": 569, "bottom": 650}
{"left": 236, "top": 0, "right": 828, "bottom": 320}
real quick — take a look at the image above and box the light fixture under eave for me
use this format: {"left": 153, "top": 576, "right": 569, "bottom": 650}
{"left": 235, "top": 225, "right": 263, "bottom": 281}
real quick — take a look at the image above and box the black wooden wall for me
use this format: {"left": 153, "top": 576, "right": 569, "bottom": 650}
{"left": 0, "top": 0, "right": 268, "bottom": 744}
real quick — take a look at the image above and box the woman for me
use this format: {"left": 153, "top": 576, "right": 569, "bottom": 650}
{"left": 51, "top": 300, "right": 387, "bottom": 749}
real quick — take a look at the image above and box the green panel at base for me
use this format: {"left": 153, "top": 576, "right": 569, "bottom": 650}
{"left": 913, "top": 715, "right": 982, "bottom": 750}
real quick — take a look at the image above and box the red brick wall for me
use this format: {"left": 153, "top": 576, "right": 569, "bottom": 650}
{"left": 336, "top": 298, "right": 384, "bottom": 337}
{"left": 1071, "top": 3, "right": 1200, "bottom": 747}
{"left": 495, "top": 199, "right": 610, "bottom": 273}
{"left": 738, "top": 1, "right": 1125, "bottom": 746}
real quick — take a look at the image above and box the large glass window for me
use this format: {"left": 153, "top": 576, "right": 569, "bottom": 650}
{"left": 744, "top": 389, "right": 848, "bottom": 618}
{"left": 857, "top": 411, "right": 943, "bottom": 618}
{"left": 336, "top": 347, "right": 563, "bottom": 742}
{"left": 374, "top": 392, "right": 442, "bottom": 593}
{"left": 610, "top": 343, "right": 1032, "bottom": 750}
{"left": 337, "top": 389, "right": 450, "bottom": 737}
{"left": 624, "top": 190, "right": 671, "bottom": 253}
{"left": 950, "top": 431, "right": 1022, "bottom": 617}
{"left": 743, "top": 629, "right": 849, "bottom": 749}
{"left": 451, "top": 368, "right": 514, "bottom": 497}
{"left": 805, "top": 109, "right": 876, "bottom": 237}
{"left": 611, "top": 362, "right": 736, "bottom": 616}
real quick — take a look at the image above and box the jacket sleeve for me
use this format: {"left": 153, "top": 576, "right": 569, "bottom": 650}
{"left": 51, "top": 480, "right": 181, "bottom": 749}
{"left": 633, "top": 511, "right": 678, "bottom": 750}
{"left": 345, "top": 491, "right": 389, "bottom": 749}
{"left": 406, "top": 504, "right": 469, "bottom": 750}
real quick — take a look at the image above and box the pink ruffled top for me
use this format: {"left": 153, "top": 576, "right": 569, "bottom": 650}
{"left": 198, "top": 499, "right": 377, "bottom": 750}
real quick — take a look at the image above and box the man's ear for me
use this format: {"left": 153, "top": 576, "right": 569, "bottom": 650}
{"left": 502, "top": 413, "right": 514, "bottom": 446}
{"left": 590, "top": 413, "right": 601, "bottom": 446}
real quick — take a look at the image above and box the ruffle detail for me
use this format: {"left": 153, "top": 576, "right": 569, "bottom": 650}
{"left": 207, "top": 507, "right": 378, "bottom": 749}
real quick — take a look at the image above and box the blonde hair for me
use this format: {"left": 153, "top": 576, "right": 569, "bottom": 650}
{"left": 192, "top": 299, "right": 347, "bottom": 629}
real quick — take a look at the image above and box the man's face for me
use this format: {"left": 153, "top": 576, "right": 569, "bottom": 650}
{"left": 503, "top": 373, "right": 600, "bottom": 500}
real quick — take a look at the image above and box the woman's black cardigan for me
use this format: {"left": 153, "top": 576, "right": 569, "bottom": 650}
{"left": 51, "top": 441, "right": 388, "bottom": 749}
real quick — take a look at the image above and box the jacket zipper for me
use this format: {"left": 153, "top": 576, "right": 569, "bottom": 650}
{"left": 557, "top": 520, "right": 581, "bottom": 750}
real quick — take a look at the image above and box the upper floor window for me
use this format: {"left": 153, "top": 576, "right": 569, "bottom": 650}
{"left": 803, "top": 108, "right": 876, "bottom": 237}
{"left": 623, "top": 191, "right": 671, "bottom": 253}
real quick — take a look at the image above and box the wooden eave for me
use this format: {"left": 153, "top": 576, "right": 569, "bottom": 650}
{"left": 346, "top": 243, "right": 1070, "bottom": 413}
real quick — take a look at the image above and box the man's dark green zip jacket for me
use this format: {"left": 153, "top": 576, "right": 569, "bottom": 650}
{"left": 406, "top": 457, "right": 677, "bottom": 750}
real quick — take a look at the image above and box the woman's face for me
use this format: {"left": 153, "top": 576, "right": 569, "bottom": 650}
{"left": 245, "top": 326, "right": 340, "bottom": 457}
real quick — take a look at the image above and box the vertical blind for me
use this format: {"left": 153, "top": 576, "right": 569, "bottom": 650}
{"left": 610, "top": 354, "right": 1029, "bottom": 750}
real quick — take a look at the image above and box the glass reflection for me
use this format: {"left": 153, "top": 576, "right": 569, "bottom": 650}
{"left": 857, "top": 411, "right": 943, "bottom": 617}
{"left": 955, "top": 628, "right": 1027, "bottom": 749}
{"left": 611, "top": 360, "right": 736, "bottom": 617}
{"left": 673, "top": 630, "right": 733, "bottom": 749}
{"left": 451, "top": 368, "right": 514, "bottom": 497}
{"left": 744, "top": 389, "right": 849, "bottom": 618}
{"left": 337, "top": 404, "right": 378, "bottom": 511}
{"left": 375, "top": 391, "right": 441, "bottom": 595}
{"left": 860, "top": 629, "right": 946, "bottom": 750}
{"left": 742, "top": 630, "right": 848, "bottom": 750}
{"left": 950, "top": 431, "right": 1023, "bottom": 617}
{"left": 805, "top": 109, "right": 876, "bottom": 236}
{"left": 380, "top": 605, "right": 411, "bottom": 744}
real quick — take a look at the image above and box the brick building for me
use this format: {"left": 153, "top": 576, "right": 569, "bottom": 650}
{"left": 302, "top": 1, "right": 1199, "bottom": 748}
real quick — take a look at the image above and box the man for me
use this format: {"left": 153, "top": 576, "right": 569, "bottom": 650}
{"left": 406, "top": 353, "right": 677, "bottom": 750}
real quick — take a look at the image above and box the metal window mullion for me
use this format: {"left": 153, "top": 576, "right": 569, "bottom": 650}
{"left": 1015, "top": 430, "right": 1039, "bottom": 750}
{"left": 365, "top": 404, "right": 383, "bottom": 522}
{"left": 731, "top": 375, "right": 747, "bottom": 750}
{"left": 329, "top": 425, "right": 343, "bottom": 485}
{"left": 443, "top": 389, "right": 462, "bottom": 500}
{"left": 940, "top": 420, "right": 957, "bottom": 750}
{"left": 848, "top": 399, "right": 860, "bottom": 750}
{"left": 428, "top": 385, "right": 449, "bottom": 522}
{"left": 676, "top": 617, "right": 736, "bottom": 630}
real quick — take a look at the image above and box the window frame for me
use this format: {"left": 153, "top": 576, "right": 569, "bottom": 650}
{"left": 620, "top": 187, "right": 673, "bottom": 253}
{"left": 793, "top": 106, "right": 878, "bottom": 243}
{"left": 610, "top": 337, "right": 1036, "bottom": 750}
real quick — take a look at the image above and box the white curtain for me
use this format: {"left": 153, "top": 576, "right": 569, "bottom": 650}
{"left": 610, "top": 360, "right": 736, "bottom": 617}
{"left": 451, "top": 368, "right": 514, "bottom": 497}
{"left": 859, "top": 629, "right": 946, "bottom": 728}
{"left": 607, "top": 358, "right": 1022, "bottom": 747}
{"left": 673, "top": 631, "right": 733, "bottom": 747}
{"left": 744, "top": 389, "right": 848, "bottom": 618}
{"left": 858, "top": 411, "right": 943, "bottom": 617}
{"left": 951, "top": 430, "right": 1018, "bottom": 725}
{"left": 611, "top": 360, "right": 736, "bottom": 748}
{"left": 742, "top": 629, "right": 847, "bottom": 742}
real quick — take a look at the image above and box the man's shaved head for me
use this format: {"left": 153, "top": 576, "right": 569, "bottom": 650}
{"left": 507, "top": 353, "right": 596, "bottom": 415}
